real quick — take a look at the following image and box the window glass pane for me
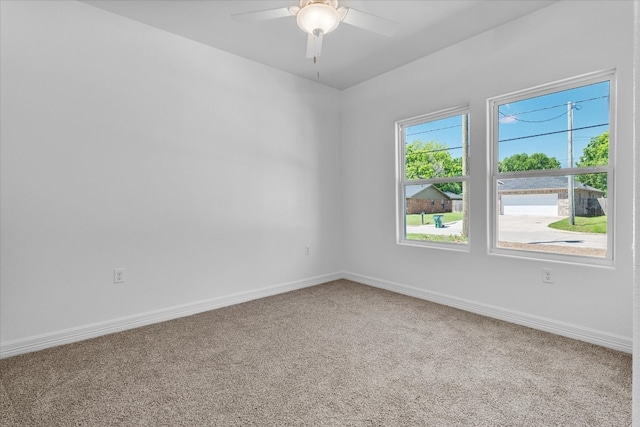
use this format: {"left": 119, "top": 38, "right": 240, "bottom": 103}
{"left": 498, "top": 81, "right": 609, "bottom": 172}
{"left": 496, "top": 173, "right": 608, "bottom": 258}
{"left": 405, "top": 114, "right": 467, "bottom": 180}
{"left": 399, "top": 108, "right": 469, "bottom": 248}
{"left": 404, "top": 183, "right": 467, "bottom": 244}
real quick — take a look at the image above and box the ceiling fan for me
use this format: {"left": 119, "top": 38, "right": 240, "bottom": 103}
{"left": 231, "top": 0, "right": 398, "bottom": 60}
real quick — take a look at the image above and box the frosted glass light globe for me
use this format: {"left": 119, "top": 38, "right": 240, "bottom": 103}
{"left": 296, "top": 3, "right": 340, "bottom": 36}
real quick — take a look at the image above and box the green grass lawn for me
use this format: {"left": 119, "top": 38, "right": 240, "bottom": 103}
{"left": 406, "top": 233, "right": 468, "bottom": 244}
{"left": 406, "top": 212, "right": 463, "bottom": 226}
{"left": 548, "top": 216, "right": 607, "bottom": 233}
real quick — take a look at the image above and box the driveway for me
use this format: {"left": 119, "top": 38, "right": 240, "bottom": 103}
{"left": 498, "top": 215, "right": 606, "bottom": 250}
{"left": 407, "top": 215, "right": 607, "bottom": 251}
{"left": 407, "top": 219, "right": 463, "bottom": 236}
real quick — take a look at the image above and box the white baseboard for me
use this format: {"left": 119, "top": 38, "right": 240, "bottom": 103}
{"left": 342, "top": 272, "right": 632, "bottom": 354}
{"left": 2, "top": 271, "right": 631, "bottom": 358}
{"left": 0, "top": 272, "right": 342, "bottom": 359}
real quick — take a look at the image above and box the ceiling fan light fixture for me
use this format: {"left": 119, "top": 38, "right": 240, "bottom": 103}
{"left": 296, "top": 3, "right": 340, "bottom": 36}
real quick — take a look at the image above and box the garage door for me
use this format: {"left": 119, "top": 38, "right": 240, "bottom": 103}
{"left": 502, "top": 194, "right": 558, "bottom": 216}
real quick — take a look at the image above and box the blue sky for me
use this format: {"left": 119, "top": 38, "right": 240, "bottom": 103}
{"left": 498, "top": 80, "right": 609, "bottom": 167}
{"left": 405, "top": 80, "right": 610, "bottom": 168}
{"left": 405, "top": 114, "right": 465, "bottom": 161}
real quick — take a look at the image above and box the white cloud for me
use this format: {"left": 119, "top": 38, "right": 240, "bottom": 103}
{"left": 499, "top": 115, "right": 517, "bottom": 124}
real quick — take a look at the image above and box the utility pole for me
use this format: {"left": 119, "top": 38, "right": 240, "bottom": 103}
{"left": 567, "top": 102, "right": 575, "bottom": 225}
{"left": 462, "top": 113, "right": 469, "bottom": 238}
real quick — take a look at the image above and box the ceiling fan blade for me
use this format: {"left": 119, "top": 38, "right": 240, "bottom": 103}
{"left": 340, "top": 8, "right": 398, "bottom": 37}
{"left": 306, "top": 33, "right": 323, "bottom": 58}
{"left": 231, "top": 7, "right": 294, "bottom": 23}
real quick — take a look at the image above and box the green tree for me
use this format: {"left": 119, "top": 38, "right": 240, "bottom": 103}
{"left": 575, "top": 131, "right": 608, "bottom": 194}
{"left": 498, "top": 152, "right": 561, "bottom": 172}
{"left": 405, "top": 140, "right": 462, "bottom": 194}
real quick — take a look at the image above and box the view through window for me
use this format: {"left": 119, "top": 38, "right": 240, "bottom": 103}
{"left": 491, "top": 72, "right": 613, "bottom": 261}
{"left": 397, "top": 107, "right": 469, "bottom": 246}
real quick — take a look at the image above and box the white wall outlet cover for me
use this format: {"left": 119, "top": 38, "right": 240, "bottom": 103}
{"left": 113, "top": 268, "right": 125, "bottom": 283}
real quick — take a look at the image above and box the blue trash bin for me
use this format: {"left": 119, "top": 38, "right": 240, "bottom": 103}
{"left": 433, "top": 214, "right": 444, "bottom": 228}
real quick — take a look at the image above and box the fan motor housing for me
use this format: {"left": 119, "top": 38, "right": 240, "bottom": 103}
{"left": 299, "top": 0, "right": 339, "bottom": 9}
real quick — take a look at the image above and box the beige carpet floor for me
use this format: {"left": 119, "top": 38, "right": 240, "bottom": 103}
{"left": 0, "top": 280, "right": 631, "bottom": 426}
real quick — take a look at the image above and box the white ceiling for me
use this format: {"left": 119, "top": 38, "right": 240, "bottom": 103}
{"left": 82, "top": 0, "right": 557, "bottom": 90}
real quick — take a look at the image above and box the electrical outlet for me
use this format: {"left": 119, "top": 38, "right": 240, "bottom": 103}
{"left": 542, "top": 267, "right": 553, "bottom": 284}
{"left": 114, "top": 268, "right": 125, "bottom": 283}
{"left": 305, "top": 245, "right": 311, "bottom": 255}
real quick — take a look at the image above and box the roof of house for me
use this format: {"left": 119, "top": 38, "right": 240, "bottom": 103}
{"left": 497, "top": 176, "right": 605, "bottom": 194}
{"left": 408, "top": 185, "right": 448, "bottom": 200}
{"left": 444, "top": 191, "right": 463, "bottom": 200}
{"left": 407, "top": 184, "right": 463, "bottom": 200}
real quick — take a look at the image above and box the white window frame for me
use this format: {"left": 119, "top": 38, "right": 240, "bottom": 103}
{"left": 396, "top": 105, "right": 470, "bottom": 250}
{"left": 488, "top": 70, "right": 616, "bottom": 265}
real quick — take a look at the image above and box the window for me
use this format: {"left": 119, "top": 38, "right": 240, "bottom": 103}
{"left": 489, "top": 71, "right": 614, "bottom": 262}
{"left": 397, "top": 107, "right": 469, "bottom": 247}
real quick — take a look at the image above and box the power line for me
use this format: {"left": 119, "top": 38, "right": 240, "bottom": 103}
{"left": 406, "top": 123, "right": 462, "bottom": 137}
{"left": 499, "top": 95, "right": 608, "bottom": 118}
{"left": 500, "top": 105, "right": 581, "bottom": 123}
{"left": 406, "top": 146, "right": 463, "bottom": 155}
{"left": 574, "top": 95, "right": 608, "bottom": 105}
{"left": 498, "top": 123, "right": 608, "bottom": 143}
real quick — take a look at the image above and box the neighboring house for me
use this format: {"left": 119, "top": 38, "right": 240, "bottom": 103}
{"left": 444, "top": 191, "right": 464, "bottom": 213}
{"left": 406, "top": 185, "right": 459, "bottom": 214}
{"left": 498, "top": 176, "right": 606, "bottom": 216}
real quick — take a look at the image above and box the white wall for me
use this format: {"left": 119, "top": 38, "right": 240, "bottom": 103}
{"left": 0, "top": 0, "right": 343, "bottom": 355}
{"left": 341, "top": 0, "right": 634, "bottom": 351}
{"left": 1, "top": 0, "right": 635, "bottom": 358}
